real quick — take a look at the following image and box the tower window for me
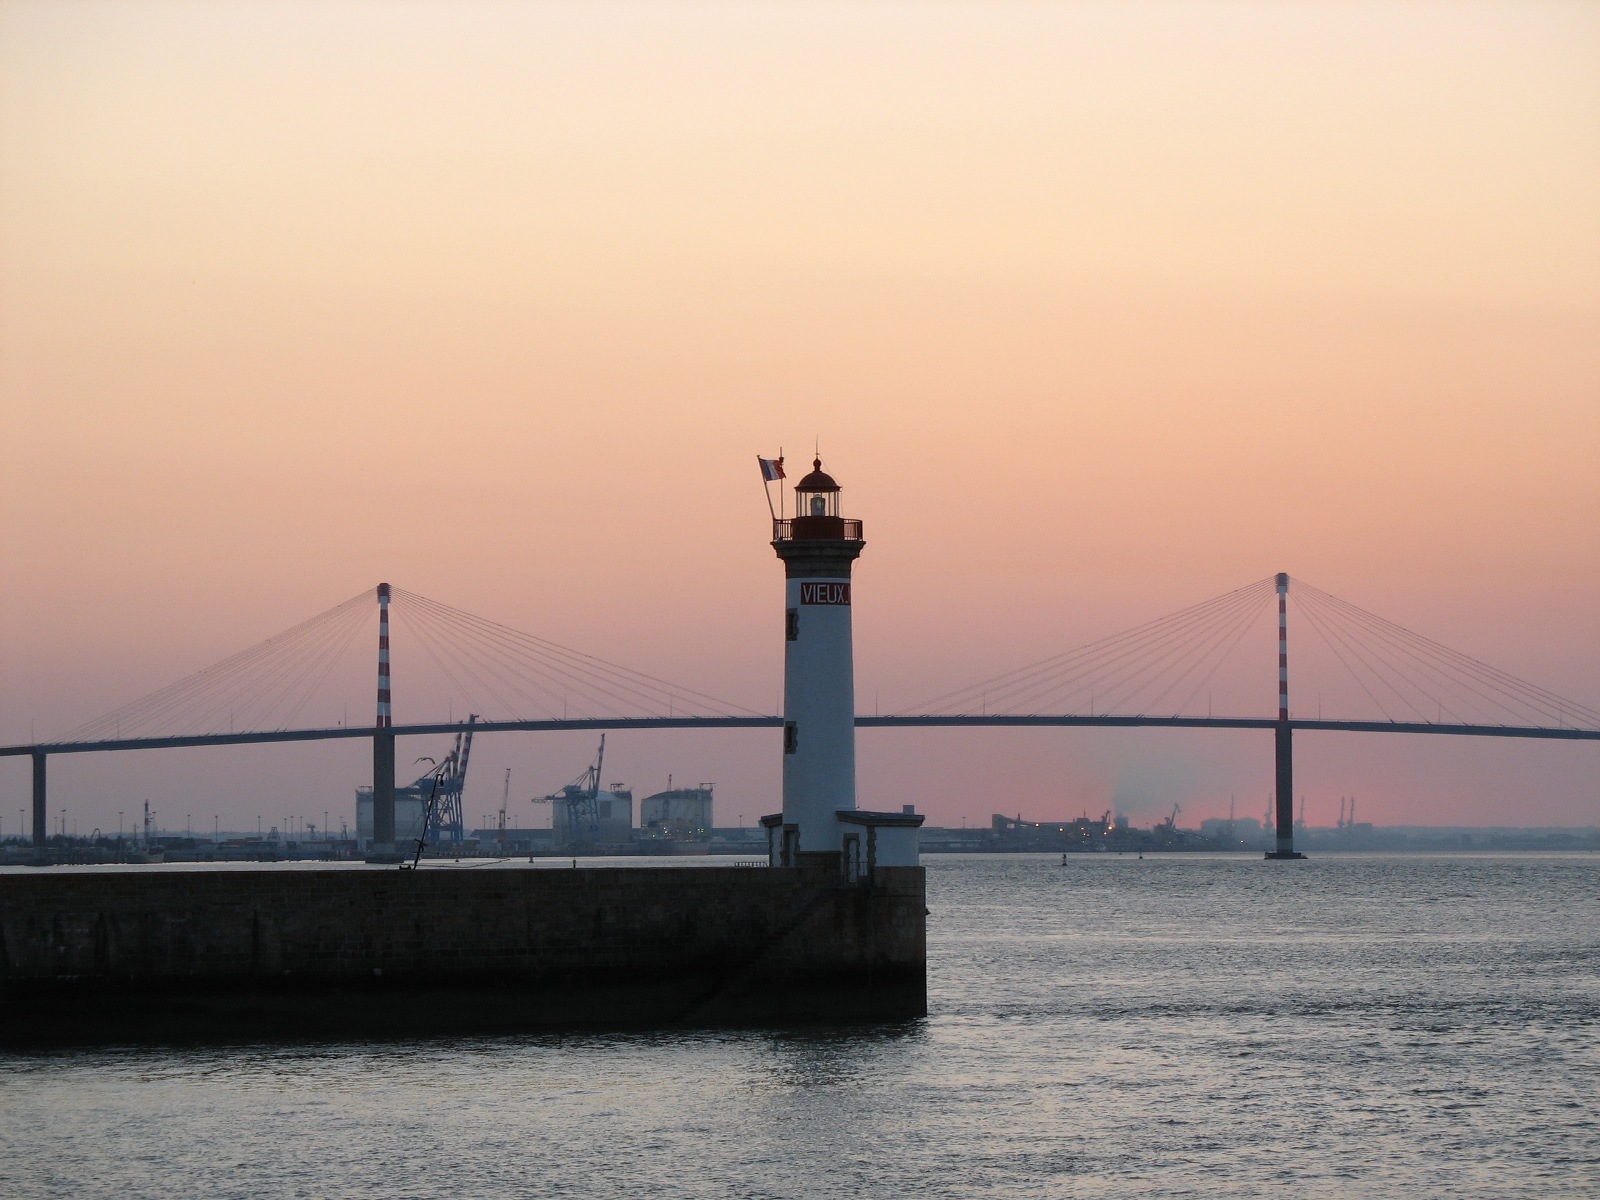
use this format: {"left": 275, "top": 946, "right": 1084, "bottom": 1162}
{"left": 786, "top": 608, "right": 798, "bottom": 641}
{"left": 784, "top": 722, "right": 798, "bottom": 754}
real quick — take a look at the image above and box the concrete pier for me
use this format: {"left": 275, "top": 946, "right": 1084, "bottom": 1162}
{"left": 0, "top": 865, "right": 926, "bottom": 1046}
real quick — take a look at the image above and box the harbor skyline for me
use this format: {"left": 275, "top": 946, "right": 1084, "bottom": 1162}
{"left": 2, "top": 2, "right": 1596, "bottom": 831}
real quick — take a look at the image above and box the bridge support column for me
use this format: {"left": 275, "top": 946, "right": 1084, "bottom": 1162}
{"left": 32, "top": 751, "right": 46, "bottom": 850}
{"left": 373, "top": 730, "right": 395, "bottom": 849}
{"left": 367, "top": 581, "right": 399, "bottom": 860}
{"left": 1266, "top": 721, "right": 1304, "bottom": 859}
{"left": 1266, "top": 572, "right": 1304, "bottom": 860}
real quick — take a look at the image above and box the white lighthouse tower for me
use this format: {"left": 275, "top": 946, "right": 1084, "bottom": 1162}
{"left": 763, "top": 457, "right": 921, "bottom": 876}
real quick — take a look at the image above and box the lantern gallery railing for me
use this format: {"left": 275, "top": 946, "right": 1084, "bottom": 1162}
{"left": 772, "top": 518, "right": 863, "bottom": 542}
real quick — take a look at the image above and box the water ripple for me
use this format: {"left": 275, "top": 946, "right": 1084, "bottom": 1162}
{"left": 4, "top": 852, "right": 1599, "bottom": 1198}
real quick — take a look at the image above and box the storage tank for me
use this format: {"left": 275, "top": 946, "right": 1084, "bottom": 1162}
{"left": 640, "top": 785, "right": 714, "bottom": 841}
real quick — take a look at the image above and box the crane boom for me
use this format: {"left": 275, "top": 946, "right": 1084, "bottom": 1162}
{"left": 457, "top": 715, "right": 477, "bottom": 792}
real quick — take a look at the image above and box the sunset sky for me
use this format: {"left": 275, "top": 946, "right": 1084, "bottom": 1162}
{"left": 2, "top": 1, "right": 1596, "bottom": 835}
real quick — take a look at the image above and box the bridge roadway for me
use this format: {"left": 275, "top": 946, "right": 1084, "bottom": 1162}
{"left": 6, "top": 715, "right": 1593, "bottom": 851}
{"left": 3, "top": 712, "right": 1596, "bottom": 759}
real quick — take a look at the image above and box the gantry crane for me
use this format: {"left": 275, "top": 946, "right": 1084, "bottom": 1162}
{"left": 411, "top": 714, "right": 476, "bottom": 844}
{"left": 530, "top": 735, "right": 608, "bottom": 846}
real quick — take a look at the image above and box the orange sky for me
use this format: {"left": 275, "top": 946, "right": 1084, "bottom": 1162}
{"left": 1, "top": 1, "right": 1596, "bottom": 834}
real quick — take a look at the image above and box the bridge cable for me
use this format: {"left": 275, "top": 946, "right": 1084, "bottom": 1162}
{"left": 1300, "top": 591, "right": 1481, "bottom": 723}
{"left": 388, "top": 586, "right": 764, "bottom": 719}
{"left": 119, "top": 597, "right": 369, "bottom": 736}
{"left": 905, "top": 576, "right": 1274, "bottom": 717}
{"left": 1298, "top": 581, "right": 1600, "bottom": 727}
{"left": 57, "top": 589, "right": 374, "bottom": 742}
{"left": 1292, "top": 580, "right": 1600, "bottom": 729}
{"left": 1021, "top": 579, "right": 1271, "bottom": 716}
{"left": 1104, "top": 584, "right": 1272, "bottom": 716}
{"left": 391, "top": 588, "right": 738, "bottom": 719}
{"left": 1168, "top": 589, "right": 1279, "bottom": 717}
{"left": 952, "top": 581, "right": 1265, "bottom": 714}
{"left": 1293, "top": 596, "right": 1402, "bottom": 722}
{"left": 960, "top": 578, "right": 1271, "bottom": 717}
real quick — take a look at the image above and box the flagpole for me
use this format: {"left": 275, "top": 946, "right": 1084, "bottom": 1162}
{"left": 758, "top": 454, "right": 778, "bottom": 524}
{"left": 758, "top": 450, "right": 787, "bottom": 528}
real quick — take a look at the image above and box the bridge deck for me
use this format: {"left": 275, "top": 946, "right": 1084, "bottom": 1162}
{"left": 2, "top": 713, "right": 1594, "bottom": 757}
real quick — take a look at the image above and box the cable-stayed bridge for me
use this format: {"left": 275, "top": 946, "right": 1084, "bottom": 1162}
{"left": 4, "top": 576, "right": 1595, "bottom": 855}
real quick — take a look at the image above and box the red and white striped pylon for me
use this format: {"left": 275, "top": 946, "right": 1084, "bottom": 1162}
{"left": 1276, "top": 572, "right": 1289, "bottom": 721}
{"left": 376, "top": 582, "right": 392, "bottom": 728}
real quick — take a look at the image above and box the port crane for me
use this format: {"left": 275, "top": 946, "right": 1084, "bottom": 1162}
{"left": 530, "top": 735, "right": 609, "bottom": 846}
{"left": 411, "top": 714, "right": 477, "bottom": 845}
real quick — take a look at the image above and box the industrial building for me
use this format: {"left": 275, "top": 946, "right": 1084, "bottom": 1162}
{"left": 355, "top": 785, "right": 429, "bottom": 849}
{"left": 537, "top": 735, "right": 634, "bottom": 850}
{"left": 355, "top": 719, "right": 475, "bottom": 852}
{"left": 639, "top": 784, "right": 714, "bottom": 842}
{"left": 550, "top": 785, "right": 633, "bottom": 848}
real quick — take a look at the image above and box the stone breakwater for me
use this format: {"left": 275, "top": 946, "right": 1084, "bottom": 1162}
{"left": 0, "top": 865, "right": 925, "bottom": 1045}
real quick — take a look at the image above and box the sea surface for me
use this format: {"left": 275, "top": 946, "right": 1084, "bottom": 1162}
{"left": 3, "top": 852, "right": 1597, "bottom": 1198}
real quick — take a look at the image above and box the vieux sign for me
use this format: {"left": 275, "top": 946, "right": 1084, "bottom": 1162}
{"left": 799, "top": 582, "right": 850, "bottom": 605}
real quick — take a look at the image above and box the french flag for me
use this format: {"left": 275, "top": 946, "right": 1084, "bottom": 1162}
{"left": 758, "top": 456, "right": 785, "bottom": 482}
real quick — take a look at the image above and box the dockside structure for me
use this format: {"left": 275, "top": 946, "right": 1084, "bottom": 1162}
{"left": 0, "top": 864, "right": 925, "bottom": 1045}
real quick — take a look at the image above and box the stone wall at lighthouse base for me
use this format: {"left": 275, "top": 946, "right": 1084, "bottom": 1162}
{"left": 0, "top": 865, "right": 926, "bottom": 1047}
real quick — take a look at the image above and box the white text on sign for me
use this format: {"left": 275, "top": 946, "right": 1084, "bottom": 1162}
{"left": 799, "top": 582, "right": 851, "bottom": 606}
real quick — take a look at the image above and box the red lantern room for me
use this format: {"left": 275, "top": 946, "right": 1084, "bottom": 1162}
{"left": 781, "top": 458, "right": 861, "bottom": 542}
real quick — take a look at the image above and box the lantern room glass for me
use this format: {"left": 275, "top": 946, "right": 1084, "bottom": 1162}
{"left": 796, "top": 487, "right": 840, "bottom": 518}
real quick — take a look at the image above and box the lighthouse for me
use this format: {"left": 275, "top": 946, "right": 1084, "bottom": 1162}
{"left": 772, "top": 457, "right": 862, "bottom": 864}
{"left": 764, "top": 457, "right": 921, "bottom": 876}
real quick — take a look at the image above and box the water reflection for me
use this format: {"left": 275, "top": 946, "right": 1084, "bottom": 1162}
{"left": 3, "top": 854, "right": 1596, "bottom": 1199}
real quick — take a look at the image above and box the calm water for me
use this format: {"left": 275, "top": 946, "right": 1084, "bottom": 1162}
{"left": 3, "top": 853, "right": 1597, "bottom": 1198}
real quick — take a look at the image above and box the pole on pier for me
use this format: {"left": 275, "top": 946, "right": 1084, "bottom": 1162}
{"left": 32, "top": 750, "right": 46, "bottom": 849}
{"left": 371, "top": 583, "right": 396, "bottom": 850}
{"left": 1267, "top": 572, "right": 1305, "bottom": 860}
